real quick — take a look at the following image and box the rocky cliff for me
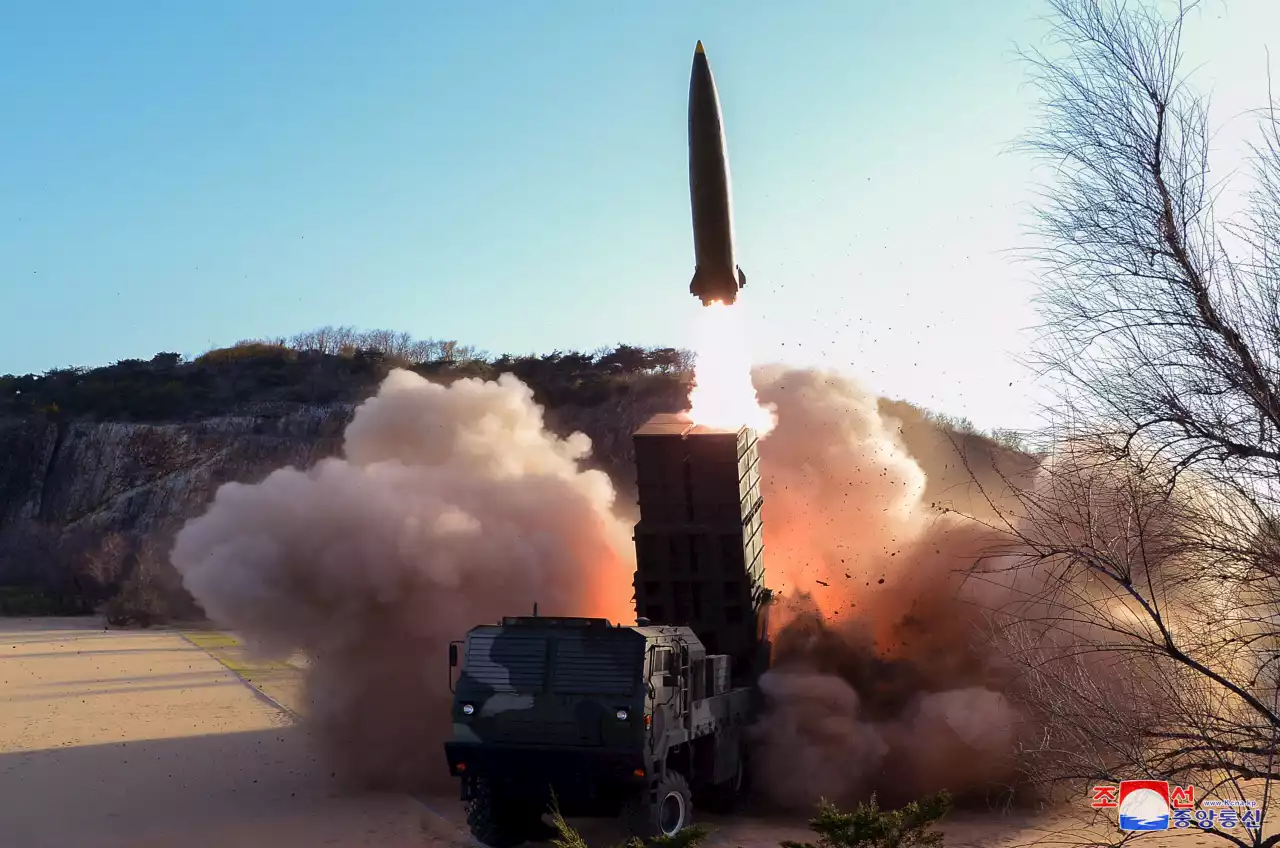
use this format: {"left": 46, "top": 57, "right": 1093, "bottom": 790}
{"left": 0, "top": 341, "right": 1034, "bottom": 621}
{"left": 0, "top": 390, "right": 687, "bottom": 556}
{"left": 0, "top": 404, "right": 351, "bottom": 540}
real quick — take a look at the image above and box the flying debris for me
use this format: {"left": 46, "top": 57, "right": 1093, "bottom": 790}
{"left": 688, "top": 40, "right": 747, "bottom": 307}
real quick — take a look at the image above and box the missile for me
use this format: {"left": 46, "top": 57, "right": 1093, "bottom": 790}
{"left": 687, "top": 40, "right": 747, "bottom": 307}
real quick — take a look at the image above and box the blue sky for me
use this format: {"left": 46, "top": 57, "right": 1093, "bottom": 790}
{"left": 1, "top": 1, "right": 1273, "bottom": 429}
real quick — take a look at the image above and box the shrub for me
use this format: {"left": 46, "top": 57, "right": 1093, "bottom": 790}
{"left": 546, "top": 792, "right": 950, "bottom": 848}
{"left": 781, "top": 792, "right": 952, "bottom": 848}
{"left": 547, "top": 794, "right": 710, "bottom": 848}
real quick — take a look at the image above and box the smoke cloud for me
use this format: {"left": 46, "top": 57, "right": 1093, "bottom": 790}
{"left": 171, "top": 364, "right": 1036, "bottom": 804}
{"left": 748, "top": 366, "right": 1027, "bottom": 810}
{"left": 171, "top": 370, "right": 635, "bottom": 789}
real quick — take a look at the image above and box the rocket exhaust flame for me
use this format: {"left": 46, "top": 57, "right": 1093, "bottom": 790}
{"left": 686, "top": 302, "right": 776, "bottom": 434}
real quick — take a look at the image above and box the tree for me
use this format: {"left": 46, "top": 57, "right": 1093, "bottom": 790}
{"left": 150, "top": 352, "right": 184, "bottom": 369}
{"left": 645, "top": 347, "right": 690, "bottom": 374}
{"left": 289, "top": 325, "right": 356, "bottom": 356}
{"left": 599, "top": 344, "right": 650, "bottom": 374}
{"left": 987, "top": 0, "right": 1280, "bottom": 844}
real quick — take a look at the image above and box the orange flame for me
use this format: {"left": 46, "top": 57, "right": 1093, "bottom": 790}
{"left": 686, "top": 302, "right": 776, "bottom": 434}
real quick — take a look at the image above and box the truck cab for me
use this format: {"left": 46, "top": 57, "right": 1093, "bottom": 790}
{"left": 444, "top": 615, "right": 750, "bottom": 847}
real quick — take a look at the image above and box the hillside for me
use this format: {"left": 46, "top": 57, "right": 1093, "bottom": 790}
{"left": 0, "top": 331, "right": 1033, "bottom": 622}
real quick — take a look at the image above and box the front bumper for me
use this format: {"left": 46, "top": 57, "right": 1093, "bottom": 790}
{"left": 444, "top": 742, "right": 646, "bottom": 802}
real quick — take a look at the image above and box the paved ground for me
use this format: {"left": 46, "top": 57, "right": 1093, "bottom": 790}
{"left": 0, "top": 617, "right": 1267, "bottom": 848}
{"left": 0, "top": 618, "right": 439, "bottom": 848}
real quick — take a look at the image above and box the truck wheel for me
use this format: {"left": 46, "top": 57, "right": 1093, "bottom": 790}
{"left": 700, "top": 753, "right": 747, "bottom": 814}
{"left": 624, "top": 771, "right": 692, "bottom": 839}
{"left": 466, "top": 780, "right": 540, "bottom": 848}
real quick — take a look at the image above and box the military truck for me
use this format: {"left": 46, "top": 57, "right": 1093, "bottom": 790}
{"left": 445, "top": 415, "right": 772, "bottom": 846}
{"left": 444, "top": 612, "right": 752, "bottom": 846}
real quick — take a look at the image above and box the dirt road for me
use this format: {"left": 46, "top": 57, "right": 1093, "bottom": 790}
{"left": 0, "top": 617, "right": 1261, "bottom": 848}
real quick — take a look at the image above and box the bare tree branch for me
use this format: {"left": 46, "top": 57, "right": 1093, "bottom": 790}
{"left": 992, "top": 1, "right": 1280, "bottom": 844}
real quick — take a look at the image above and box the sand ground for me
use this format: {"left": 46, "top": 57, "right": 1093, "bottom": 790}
{"left": 0, "top": 617, "right": 1268, "bottom": 848}
{"left": 0, "top": 617, "right": 438, "bottom": 848}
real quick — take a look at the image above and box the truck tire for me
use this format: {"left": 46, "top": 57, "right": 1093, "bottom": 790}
{"left": 700, "top": 751, "right": 748, "bottom": 814}
{"left": 624, "top": 771, "right": 692, "bottom": 839}
{"left": 466, "top": 780, "right": 542, "bottom": 848}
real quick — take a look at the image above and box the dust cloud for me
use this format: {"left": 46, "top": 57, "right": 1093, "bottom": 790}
{"left": 171, "top": 364, "right": 1035, "bottom": 804}
{"left": 749, "top": 366, "right": 1029, "bottom": 810}
{"left": 170, "top": 369, "right": 635, "bottom": 790}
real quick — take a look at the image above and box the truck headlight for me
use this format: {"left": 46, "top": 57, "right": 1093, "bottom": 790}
{"left": 616, "top": 708, "right": 628, "bottom": 721}
{"left": 462, "top": 703, "right": 475, "bottom": 716}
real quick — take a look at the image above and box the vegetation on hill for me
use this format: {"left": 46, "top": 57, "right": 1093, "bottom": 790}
{"left": 0, "top": 325, "right": 1036, "bottom": 476}
{"left": 0, "top": 324, "right": 1032, "bottom": 625}
{"left": 1, "top": 324, "right": 1029, "bottom": 455}
{"left": 0, "top": 326, "right": 695, "bottom": 422}
{"left": 0, "top": 328, "right": 701, "bottom": 622}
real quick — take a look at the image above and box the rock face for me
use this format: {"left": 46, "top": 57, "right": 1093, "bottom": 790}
{"left": 0, "top": 374, "right": 1036, "bottom": 565}
{"left": 0, "top": 404, "right": 354, "bottom": 542}
{"left": 0, "top": 388, "right": 688, "bottom": 551}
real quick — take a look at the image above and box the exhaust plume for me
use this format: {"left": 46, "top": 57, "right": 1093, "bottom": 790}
{"left": 749, "top": 366, "right": 1026, "bottom": 809}
{"left": 686, "top": 303, "right": 776, "bottom": 434}
{"left": 171, "top": 362, "right": 1034, "bottom": 804}
{"left": 170, "top": 369, "right": 635, "bottom": 789}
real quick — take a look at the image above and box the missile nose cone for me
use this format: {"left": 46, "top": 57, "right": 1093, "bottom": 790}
{"left": 695, "top": 40, "right": 705, "bottom": 54}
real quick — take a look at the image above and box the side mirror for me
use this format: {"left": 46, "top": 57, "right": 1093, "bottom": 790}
{"left": 449, "top": 644, "right": 458, "bottom": 668}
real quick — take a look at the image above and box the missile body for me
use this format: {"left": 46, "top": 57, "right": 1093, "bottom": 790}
{"left": 688, "top": 41, "right": 746, "bottom": 307}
